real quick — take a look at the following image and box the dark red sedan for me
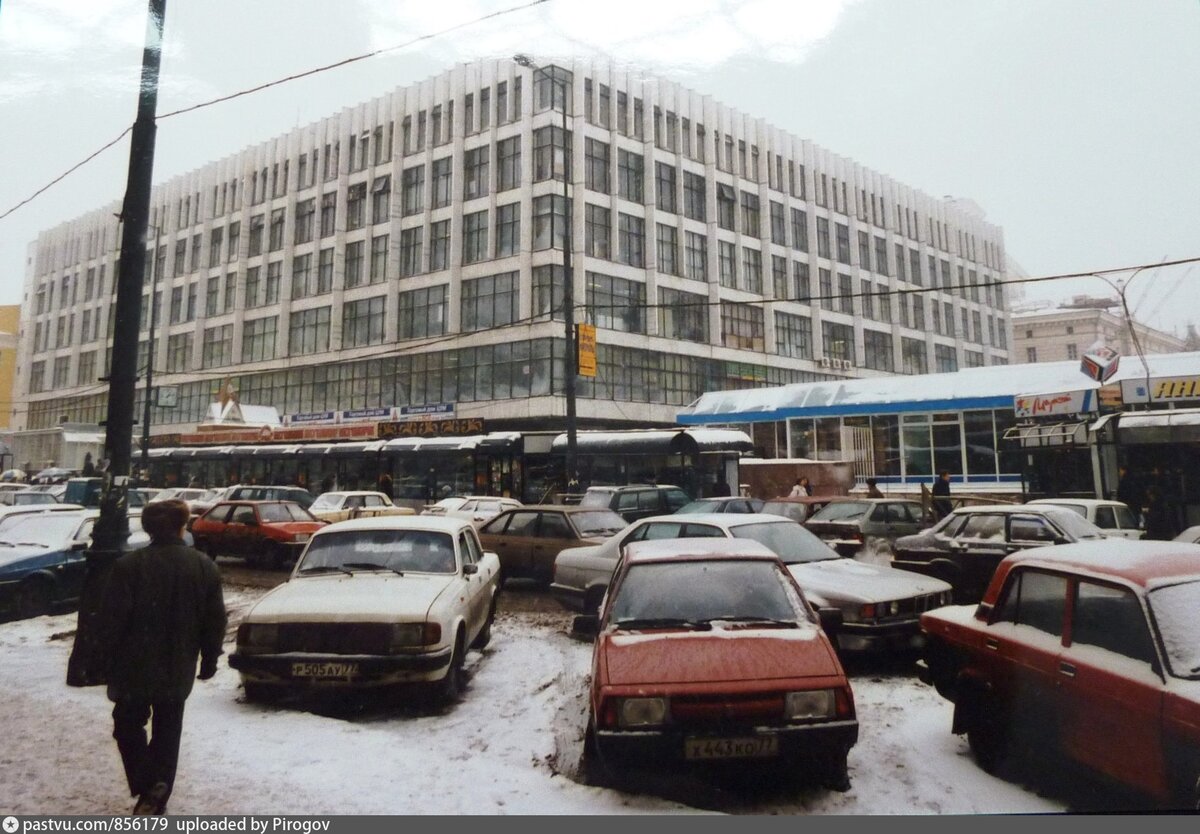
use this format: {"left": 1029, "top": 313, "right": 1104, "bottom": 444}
{"left": 191, "top": 500, "right": 326, "bottom": 568}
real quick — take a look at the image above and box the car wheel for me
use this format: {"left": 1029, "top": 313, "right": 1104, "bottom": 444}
{"left": 15, "top": 578, "right": 53, "bottom": 619}
{"left": 436, "top": 630, "right": 467, "bottom": 704}
{"left": 965, "top": 695, "right": 1009, "bottom": 775}
{"left": 821, "top": 751, "right": 852, "bottom": 792}
{"left": 267, "top": 544, "right": 289, "bottom": 570}
{"left": 242, "top": 682, "right": 280, "bottom": 704}
{"left": 471, "top": 598, "right": 496, "bottom": 650}
{"left": 581, "top": 720, "right": 613, "bottom": 787}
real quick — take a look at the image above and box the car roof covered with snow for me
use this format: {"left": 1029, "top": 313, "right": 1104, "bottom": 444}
{"left": 315, "top": 515, "right": 476, "bottom": 536}
{"left": 622, "top": 538, "right": 779, "bottom": 564}
{"left": 1003, "top": 540, "right": 1200, "bottom": 589}
{"left": 1027, "top": 498, "right": 1132, "bottom": 509}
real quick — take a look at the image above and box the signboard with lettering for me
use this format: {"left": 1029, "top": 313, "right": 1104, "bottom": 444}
{"left": 287, "top": 411, "right": 336, "bottom": 425}
{"left": 178, "top": 422, "right": 377, "bottom": 445}
{"left": 1014, "top": 389, "right": 1096, "bottom": 418}
{"left": 1121, "top": 375, "right": 1200, "bottom": 404}
{"left": 577, "top": 323, "right": 597, "bottom": 378}
{"left": 376, "top": 418, "right": 484, "bottom": 439}
{"left": 398, "top": 403, "right": 456, "bottom": 420}
{"left": 1080, "top": 346, "right": 1120, "bottom": 383}
{"left": 341, "top": 407, "right": 392, "bottom": 421}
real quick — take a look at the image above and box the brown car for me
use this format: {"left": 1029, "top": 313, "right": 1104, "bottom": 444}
{"left": 760, "top": 495, "right": 842, "bottom": 524}
{"left": 477, "top": 505, "right": 628, "bottom": 584}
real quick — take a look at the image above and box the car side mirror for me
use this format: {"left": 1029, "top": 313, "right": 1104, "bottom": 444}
{"left": 817, "top": 607, "right": 843, "bottom": 635}
{"left": 572, "top": 614, "right": 600, "bottom": 639}
{"left": 462, "top": 562, "right": 479, "bottom": 576}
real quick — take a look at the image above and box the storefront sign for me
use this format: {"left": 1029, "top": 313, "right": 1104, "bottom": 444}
{"left": 398, "top": 403, "right": 456, "bottom": 420}
{"left": 577, "top": 323, "right": 597, "bottom": 378}
{"left": 1080, "top": 346, "right": 1120, "bottom": 383}
{"left": 377, "top": 418, "right": 483, "bottom": 439}
{"left": 341, "top": 407, "right": 392, "bottom": 421}
{"left": 287, "top": 411, "right": 336, "bottom": 425}
{"left": 1122, "top": 375, "right": 1200, "bottom": 404}
{"left": 1014, "top": 389, "right": 1096, "bottom": 418}
{"left": 178, "top": 422, "right": 377, "bottom": 445}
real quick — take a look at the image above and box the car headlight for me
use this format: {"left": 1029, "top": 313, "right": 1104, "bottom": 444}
{"left": 236, "top": 622, "right": 278, "bottom": 651}
{"left": 616, "top": 697, "right": 668, "bottom": 728}
{"left": 293, "top": 533, "right": 311, "bottom": 543}
{"left": 389, "top": 622, "right": 441, "bottom": 650}
{"left": 784, "top": 689, "right": 836, "bottom": 721}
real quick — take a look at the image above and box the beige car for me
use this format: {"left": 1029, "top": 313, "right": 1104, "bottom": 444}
{"left": 306, "top": 491, "right": 415, "bottom": 523}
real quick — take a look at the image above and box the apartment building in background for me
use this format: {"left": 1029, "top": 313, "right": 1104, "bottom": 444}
{"left": 15, "top": 59, "right": 1014, "bottom": 442}
{"left": 1013, "top": 298, "right": 1185, "bottom": 365}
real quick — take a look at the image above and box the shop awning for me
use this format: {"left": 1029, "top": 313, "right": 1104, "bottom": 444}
{"left": 476, "top": 432, "right": 522, "bottom": 450}
{"left": 1001, "top": 422, "right": 1089, "bottom": 447}
{"left": 328, "top": 441, "right": 386, "bottom": 456}
{"left": 1117, "top": 409, "right": 1200, "bottom": 444}
{"left": 383, "top": 436, "right": 483, "bottom": 452}
{"left": 550, "top": 429, "right": 754, "bottom": 455}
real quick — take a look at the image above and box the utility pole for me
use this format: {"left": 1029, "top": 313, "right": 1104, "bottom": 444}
{"left": 513, "top": 55, "right": 578, "bottom": 493}
{"left": 68, "top": 0, "right": 166, "bottom": 687}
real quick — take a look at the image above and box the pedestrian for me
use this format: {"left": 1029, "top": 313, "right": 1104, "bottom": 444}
{"left": 788, "top": 477, "right": 813, "bottom": 497}
{"left": 712, "top": 477, "right": 731, "bottom": 497}
{"left": 865, "top": 478, "right": 884, "bottom": 498}
{"left": 1115, "top": 465, "right": 1142, "bottom": 520}
{"left": 82, "top": 452, "right": 96, "bottom": 477}
{"left": 96, "top": 499, "right": 227, "bottom": 815}
{"left": 932, "top": 471, "right": 953, "bottom": 520}
{"left": 1143, "top": 486, "right": 1179, "bottom": 541}
{"left": 377, "top": 472, "right": 393, "bottom": 498}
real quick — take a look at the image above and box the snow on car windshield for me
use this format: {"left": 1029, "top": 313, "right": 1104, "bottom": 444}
{"left": 1043, "top": 508, "right": 1106, "bottom": 540}
{"left": 730, "top": 521, "right": 838, "bottom": 564}
{"left": 309, "top": 493, "right": 342, "bottom": 510}
{"left": 257, "top": 503, "right": 315, "bottom": 523}
{"left": 809, "top": 501, "right": 870, "bottom": 522}
{"left": 1148, "top": 580, "right": 1200, "bottom": 679}
{"left": 0, "top": 514, "right": 82, "bottom": 547}
{"left": 571, "top": 510, "right": 627, "bottom": 536}
{"left": 299, "top": 529, "right": 456, "bottom": 574}
{"left": 607, "top": 560, "right": 802, "bottom": 626}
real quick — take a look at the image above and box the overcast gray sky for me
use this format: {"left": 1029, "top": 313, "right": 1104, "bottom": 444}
{"left": 2, "top": 0, "right": 1197, "bottom": 335}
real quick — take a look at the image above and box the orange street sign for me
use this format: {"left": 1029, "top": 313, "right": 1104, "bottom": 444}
{"left": 577, "top": 323, "right": 597, "bottom": 377}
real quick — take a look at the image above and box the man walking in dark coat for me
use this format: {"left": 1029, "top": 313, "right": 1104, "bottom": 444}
{"left": 932, "top": 471, "right": 953, "bottom": 520}
{"left": 97, "top": 499, "right": 226, "bottom": 815}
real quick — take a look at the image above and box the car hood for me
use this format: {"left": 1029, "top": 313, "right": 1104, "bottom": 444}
{"left": 788, "top": 558, "right": 951, "bottom": 604}
{"left": 0, "top": 545, "right": 61, "bottom": 573}
{"left": 600, "top": 624, "right": 836, "bottom": 686}
{"left": 245, "top": 573, "right": 455, "bottom": 623}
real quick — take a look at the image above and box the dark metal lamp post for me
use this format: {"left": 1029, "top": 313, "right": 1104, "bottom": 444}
{"left": 513, "top": 54, "right": 578, "bottom": 494}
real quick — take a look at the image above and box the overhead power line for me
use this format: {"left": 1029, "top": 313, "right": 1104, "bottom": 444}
{"left": 0, "top": 0, "right": 550, "bottom": 222}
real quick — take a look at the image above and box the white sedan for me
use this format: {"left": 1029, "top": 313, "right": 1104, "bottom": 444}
{"left": 228, "top": 516, "right": 500, "bottom": 703}
{"left": 421, "top": 495, "right": 523, "bottom": 526}
{"left": 307, "top": 490, "right": 415, "bottom": 523}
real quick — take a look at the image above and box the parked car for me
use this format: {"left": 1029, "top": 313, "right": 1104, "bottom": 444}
{"left": 1026, "top": 498, "right": 1144, "bottom": 540}
{"left": 23, "top": 483, "right": 67, "bottom": 502}
{"left": 421, "top": 495, "right": 523, "bottom": 525}
{"left": 186, "top": 486, "right": 231, "bottom": 518}
{"left": 478, "top": 505, "right": 628, "bottom": 584}
{"left": 307, "top": 491, "right": 415, "bottom": 523}
{"left": 759, "top": 495, "right": 841, "bottom": 524}
{"left": 1175, "top": 526, "right": 1200, "bottom": 545}
{"left": 0, "top": 484, "right": 27, "bottom": 505}
{"left": 576, "top": 538, "right": 857, "bottom": 789}
{"left": 891, "top": 505, "right": 1108, "bottom": 604}
{"left": 228, "top": 516, "right": 501, "bottom": 703}
{"left": 578, "top": 485, "right": 691, "bottom": 523}
{"left": 674, "top": 497, "right": 764, "bottom": 514}
{"left": 149, "top": 487, "right": 210, "bottom": 504}
{"left": 919, "top": 540, "right": 1200, "bottom": 809}
{"left": 30, "top": 467, "right": 77, "bottom": 485}
{"left": 9, "top": 491, "right": 61, "bottom": 507}
{"left": 803, "top": 498, "right": 927, "bottom": 558}
{"left": 0, "top": 509, "right": 151, "bottom": 620}
{"left": 190, "top": 500, "right": 326, "bottom": 568}
{"left": 553, "top": 513, "right": 952, "bottom": 652}
{"left": 224, "top": 484, "right": 316, "bottom": 510}
{"left": 62, "top": 478, "right": 148, "bottom": 509}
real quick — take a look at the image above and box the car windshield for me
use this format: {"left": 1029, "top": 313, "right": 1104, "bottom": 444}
{"left": 760, "top": 502, "right": 808, "bottom": 523}
{"left": 809, "top": 501, "right": 871, "bottom": 522}
{"left": 675, "top": 500, "right": 723, "bottom": 514}
{"left": 257, "top": 503, "right": 316, "bottom": 523}
{"left": 571, "top": 510, "right": 628, "bottom": 536}
{"left": 729, "top": 520, "right": 839, "bottom": 564}
{"left": 607, "top": 559, "right": 806, "bottom": 628}
{"left": 0, "top": 514, "right": 82, "bottom": 547}
{"left": 309, "top": 494, "right": 342, "bottom": 510}
{"left": 578, "top": 491, "right": 616, "bottom": 509}
{"left": 13, "top": 493, "right": 56, "bottom": 505}
{"left": 1036, "top": 502, "right": 1087, "bottom": 517}
{"left": 1043, "top": 509, "right": 1106, "bottom": 540}
{"left": 298, "top": 529, "right": 456, "bottom": 574}
{"left": 1148, "top": 580, "right": 1200, "bottom": 679}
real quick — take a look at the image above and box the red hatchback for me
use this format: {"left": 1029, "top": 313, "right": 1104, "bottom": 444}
{"left": 191, "top": 500, "right": 326, "bottom": 568}
{"left": 577, "top": 539, "right": 858, "bottom": 790}
{"left": 920, "top": 540, "right": 1200, "bottom": 809}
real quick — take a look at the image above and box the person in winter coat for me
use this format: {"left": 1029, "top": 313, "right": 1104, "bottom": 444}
{"left": 97, "top": 499, "right": 227, "bottom": 815}
{"left": 865, "top": 478, "right": 884, "bottom": 498}
{"left": 1143, "top": 486, "right": 1180, "bottom": 541}
{"left": 932, "top": 471, "right": 953, "bottom": 520}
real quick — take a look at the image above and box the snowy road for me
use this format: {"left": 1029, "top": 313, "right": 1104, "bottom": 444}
{"left": 0, "top": 584, "right": 1124, "bottom": 815}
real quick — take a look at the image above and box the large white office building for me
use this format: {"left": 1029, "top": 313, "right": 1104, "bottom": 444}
{"left": 15, "top": 59, "right": 1013, "bottom": 441}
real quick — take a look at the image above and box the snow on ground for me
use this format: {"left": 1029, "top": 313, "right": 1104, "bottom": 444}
{"left": 0, "top": 586, "right": 1066, "bottom": 815}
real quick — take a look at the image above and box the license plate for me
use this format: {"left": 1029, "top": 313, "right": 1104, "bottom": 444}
{"left": 290, "top": 661, "right": 359, "bottom": 678}
{"left": 684, "top": 735, "right": 778, "bottom": 760}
